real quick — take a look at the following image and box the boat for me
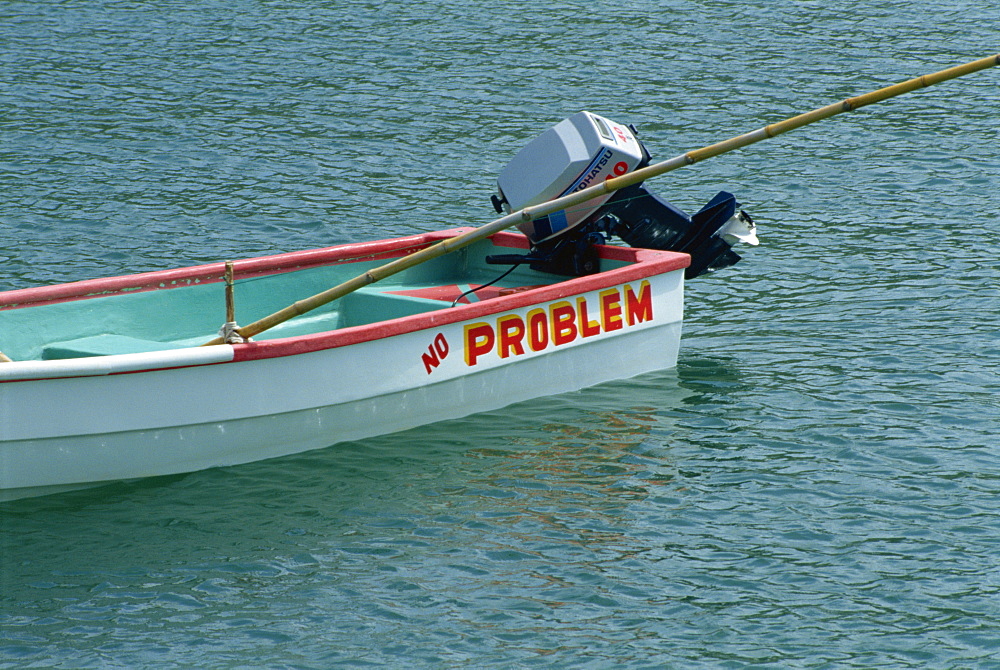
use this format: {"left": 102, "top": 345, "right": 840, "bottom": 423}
{"left": 3, "top": 55, "right": 995, "bottom": 501}
{"left": 0, "top": 230, "right": 699, "bottom": 502}
{"left": 0, "top": 112, "right": 757, "bottom": 502}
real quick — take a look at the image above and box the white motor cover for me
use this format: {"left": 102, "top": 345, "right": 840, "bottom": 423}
{"left": 497, "top": 111, "right": 645, "bottom": 243}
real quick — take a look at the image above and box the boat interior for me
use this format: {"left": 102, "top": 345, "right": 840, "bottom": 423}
{"left": 0, "top": 233, "right": 635, "bottom": 362}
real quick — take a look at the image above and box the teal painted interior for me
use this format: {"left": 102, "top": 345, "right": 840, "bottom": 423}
{"left": 1, "top": 240, "right": 631, "bottom": 361}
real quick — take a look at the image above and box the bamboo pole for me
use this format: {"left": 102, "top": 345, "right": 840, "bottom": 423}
{"left": 202, "top": 53, "right": 1000, "bottom": 347}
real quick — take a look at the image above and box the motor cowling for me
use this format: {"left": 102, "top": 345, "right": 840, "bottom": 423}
{"left": 492, "top": 111, "right": 758, "bottom": 278}
{"left": 494, "top": 111, "right": 647, "bottom": 244}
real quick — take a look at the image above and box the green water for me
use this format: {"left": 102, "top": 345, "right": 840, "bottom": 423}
{"left": 2, "top": 0, "right": 999, "bottom": 667}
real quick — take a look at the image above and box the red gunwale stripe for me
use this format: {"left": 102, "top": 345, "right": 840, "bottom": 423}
{"left": 0, "top": 228, "right": 477, "bottom": 311}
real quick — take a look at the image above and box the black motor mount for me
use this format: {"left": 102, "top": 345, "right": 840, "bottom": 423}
{"left": 487, "top": 184, "right": 755, "bottom": 279}
{"left": 598, "top": 185, "right": 752, "bottom": 279}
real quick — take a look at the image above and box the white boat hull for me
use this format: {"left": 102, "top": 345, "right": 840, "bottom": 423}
{"left": 1, "top": 254, "right": 684, "bottom": 500}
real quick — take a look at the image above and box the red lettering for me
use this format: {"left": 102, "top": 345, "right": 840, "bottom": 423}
{"left": 460, "top": 283, "right": 649, "bottom": 368}
{"left": 422, "top": 349, "right": 440, "bottom": 374}
{"left": 550, "top": 301, "right": 577, "bottom": 346}
{"left": 527, "top": 309, "right": 548, "bottom": 351}
{"left": 625, "top": 281, "right": 653, "bottom": 325}
{"left": 434, "top": 332, "right": 449, "bottom": 358}
{"left": 577, "top": 297, "right": 601, "bottom": 337}
{"left": 600, "top": 288, "right": 623, "bottom": 332}
{"left": 424, "top": 333, "right": 450, "bottom": 374}
{"left": 605, "top": 161, "right": 629, "bottom": 181}
{"left": 497, "top": 315, "right": 526, "bottom": 358}
{"left": 464, "top": 322, "right": 495, "bottom": 366}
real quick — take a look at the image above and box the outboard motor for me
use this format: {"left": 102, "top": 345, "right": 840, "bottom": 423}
{"left": 489, "top": 111, "right": 758, "bottom": 278}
